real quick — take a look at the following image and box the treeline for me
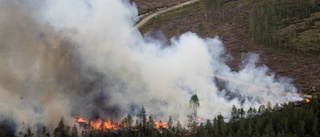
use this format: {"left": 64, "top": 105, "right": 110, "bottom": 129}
{"left": 250, "top": 0, "right": 320, "bottom": 54}
{"left": 22, "top": 97, "right": 320, "bottom": 137}
{"left": 227, "top": 98, "right": 320, "bottom": 137}
{"left": 19, "top": 119, "right": 78, "bottom": 137}
{"left": 80, "top": 97, "right": 320, "bottom": 137}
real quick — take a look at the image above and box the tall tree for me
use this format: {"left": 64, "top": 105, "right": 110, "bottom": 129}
{"left": 140, "top": 106, "right": 147, "bottom": 129}
{"left": 71, "top": 124, "right": 78, "bottom": 137}
{"left": 189, "top": 94, "right": 200, "bottom": 118}
{"left": 168, "top": 116, "right": 173, "bottom": 129}
{"left": 127, "top": 114, "right": 133, "bottom": 128}
{"left": 148, "top": 115, "right": 154, "bottom": 129}
{"left": 176, "top": 120, "right": 182, "bottom": 132}
{"left": 217, "top": 114, "right": 226, "bottom": 136}
{"left": 230, "top": 105, "right": 239, "bottom": 122}
{"left": 54, "top": 117, "right": 66, "bottom": 137}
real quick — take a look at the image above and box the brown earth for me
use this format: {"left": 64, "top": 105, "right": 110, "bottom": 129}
{"left": 131, "top": 0, "right": 190, "bottom": 14}
{"left": 135, "top": 1, "right": 320, "bottom": 93}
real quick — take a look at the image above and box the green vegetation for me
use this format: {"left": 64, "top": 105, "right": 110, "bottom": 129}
{"left": 250, "top": 0, "right": 320, "bottom": 54}
{"left": 190, "top": 94, "right": 200, "bottom": 118}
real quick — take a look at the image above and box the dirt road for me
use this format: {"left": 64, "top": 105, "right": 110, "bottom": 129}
{"left": 134, "top": 0, "right": 200, "bottom": 29}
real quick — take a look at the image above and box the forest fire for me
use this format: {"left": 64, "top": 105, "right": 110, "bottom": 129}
{"left": 76, "top": 117, "right": 87, "bottom": 123}
{"left": 305, "top": 98, "right": 310, "bottom": 103}
{"left": 75, "top": 117, "right": 119, "bottom": 130}
{"left": 154, "top": 121, "right": 167, "bottom": 129}
{"left": 75, "top": 116, "right": 171, "bottom": 131}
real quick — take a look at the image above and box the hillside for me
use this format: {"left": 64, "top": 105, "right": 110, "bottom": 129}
{"left": 136, "top": 0, "right": 320, "bottom": 92}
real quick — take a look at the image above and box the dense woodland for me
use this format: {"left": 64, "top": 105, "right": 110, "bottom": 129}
{"left": 250, "top": 0, "right": 320, "bottom": 54}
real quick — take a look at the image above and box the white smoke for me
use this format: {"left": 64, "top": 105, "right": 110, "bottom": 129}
{"left": 0, "top": 0, "right": 301, "bottom": 135}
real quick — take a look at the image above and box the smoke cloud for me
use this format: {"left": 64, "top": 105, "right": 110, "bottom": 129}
{"left": 0, "top": 0, "right": 301, "bottom": 135}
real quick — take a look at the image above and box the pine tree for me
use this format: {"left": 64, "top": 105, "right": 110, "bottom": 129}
{"left": 230, "top": 105, "right": 239, "bottom": 122}
{"left": 148, "top": 115, "right": 154, "bottom": 129}
{"left": 127, "top": 114, "right": 133, "bottom": 128}
{"left": 247, "top": 107, "right": 254, "bottom": 118}
{"left": 167, "top": 115, "right": 173, "bottom": 129}
{"left": 71, "top": 124, "right": 78, "bottom": 137}
{"left": 141, "top": 107, "right": 147, "bottom": 129}
{"left": 213, "top": 117, "right": 219, "bottom": 137}
{"left": 189, "top": 94, "right": 200, "bottom": 118}
{"left": 65, "top": 126, "right": 71, "bottom": 136}
{"left": 205, "top": 119, "right": 213, "bottom": 136}
{"left": 137, "top": 106, "right": 147, "bottom": 129}
{"left": 176, "top": 120, "right": 182, "bottom": 132}
{"left": 217, "top": 114, "right": 226, "bottom": 136}
{"left": 54, "top": 117, "right": 66, "bottom": 137}
{"left": 197, "top": 123, "right": 207, "bottom": 137}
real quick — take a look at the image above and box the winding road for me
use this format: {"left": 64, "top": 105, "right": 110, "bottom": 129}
{"left": 134, "top": 0, "right": 200, "bottom": 29}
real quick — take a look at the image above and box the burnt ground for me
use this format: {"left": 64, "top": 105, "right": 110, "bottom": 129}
{"left": 137, "top": 1, "right": 320, "bottom": 92}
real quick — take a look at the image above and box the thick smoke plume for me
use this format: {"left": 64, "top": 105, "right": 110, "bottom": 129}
{"left": 0, "top": 0, "right": 301, "bottom": 135}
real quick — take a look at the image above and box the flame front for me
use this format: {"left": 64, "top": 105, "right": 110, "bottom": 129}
{"left": 75, "top": 117, "right": 119, "bottom": 130}
{"left": 76, "top": 117, "right": 87, "bottom": 123}
{"left": 154, "top": 121, "right": 167, "bottom": 129}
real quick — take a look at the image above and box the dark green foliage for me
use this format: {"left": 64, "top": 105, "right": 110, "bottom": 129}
{"left": 190, "top": 94, "right": 200, "bottom": 117}
{"left": 167, "top": 115, "right": 173, "bottom": 129}
{"left": 54, "top": 117, "right": 78, "bottom": 137}
{"left": 225, "top": 97, "right": 320, "bottom": 137}
{"left": 71, "top": 125, "right": 78, "bottom": 137}
{"left": 249, "top": 0, "right": 320, "bottom": 54}
{"left": 137, "top": 106, "right": 147, "bottom": 130}
{"left": 54, "top": 117, "right": 66, "bottom": 137}
{"left": 176, "top": 120, "right": 182, "bottom": 132}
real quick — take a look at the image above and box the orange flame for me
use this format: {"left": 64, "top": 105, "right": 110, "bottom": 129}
{"left": 75, "top": 117, "right": 119, "bottom": 130}
{"left": 90, "top": 119, "right": 119, "bottom": 130}
{"left": 76, "top": 117, "right": 87, "bottom": 123}
{"left": 305, "top": 98, "right": 310, "bottom": 103}
{"left": 154, "top": 121, "right": 167, "bottom": 128}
